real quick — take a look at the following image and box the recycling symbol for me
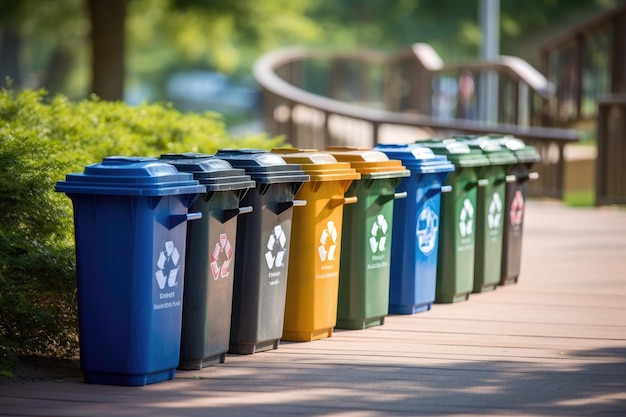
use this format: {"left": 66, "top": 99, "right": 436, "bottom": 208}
{"left": 210, "top": 233, "right": 233, "bottom": 280}
{"left": 155, "top": 241, "right": 180, "bottom": 290}
{"left": 510, "top": 190, "right": 525, "bottom": 226}
{"left": 318, "top": 220, "right": 338, "bottom": 262}
{"left": 458, "top": 198, "right": 474, "bottom": 238}
{"left": 487, "top": 192, "right": 503, "bottom": 230}
{"left": 265, "top": 225, "right": 287, "bottom": 269}
{"left": 417, "top": 206, "right": 439, "bottom": 255}
{"left": 369, "top": 214, "right": 388, "bottom": 254}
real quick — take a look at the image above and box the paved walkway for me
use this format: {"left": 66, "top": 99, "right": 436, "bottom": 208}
{"left": 1, "top": 200, "right": 625, "bottom": 416}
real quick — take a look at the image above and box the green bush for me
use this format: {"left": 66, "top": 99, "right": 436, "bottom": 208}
{"left": 0, "top": 88, "right": 283, "bottom": 377}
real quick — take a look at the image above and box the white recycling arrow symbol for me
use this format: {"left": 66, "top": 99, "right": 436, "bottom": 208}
{"left": 155, "top": 240, "right": 180, "bottom": 290}
{"left": 487, "top": 192, "right": 503, "bottom": 230}
{"left": 318, "top": 220, "right": 338, "bottom": 262}
{"left": 369, "top": 214, "right": 388, "bottom": 254}
{"left": 459, "top": 198, "right": 474, "bottom": 238}
{"left": 265, "top": 225, "right": 287, "bottom": 269}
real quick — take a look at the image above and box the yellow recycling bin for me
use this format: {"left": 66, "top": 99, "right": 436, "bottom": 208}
{"left": 271, "top": 148, "right": 360, "bottom": 342}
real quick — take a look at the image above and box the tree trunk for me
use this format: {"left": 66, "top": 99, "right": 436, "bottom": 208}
{"left": 0, "top": 25, "right": 22, "bottom": 88}
{"left": 87, "top": 0, "right": 127, "bottom": 101}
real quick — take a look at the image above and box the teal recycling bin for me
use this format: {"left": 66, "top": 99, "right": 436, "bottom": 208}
{"left": 215, "top": 149, "right": 309, "bottom": 354}
{"left": 55, "top": 157, "right": 204, "bottom": 386}
{"left": 160, "top": 153, "right": 255, "bottom": 369}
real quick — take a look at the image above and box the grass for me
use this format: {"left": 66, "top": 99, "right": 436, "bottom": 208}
{"left": 563, "top": 189, "right": 595, "bottom": 207}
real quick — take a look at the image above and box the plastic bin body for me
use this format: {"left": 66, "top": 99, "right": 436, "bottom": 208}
{"left": 454, "top": 138, "right": 518, "bottom": 293}
{"left": 418, "top": 141, "right": 490, "bottom": 303}
{"left": 215, "top": 149, "right": 309, "bottom": 354}
{"left": 159, "top": 154, "right": 254, "bottom": 369}
{"left": 490, "top": 137, "right": 540, "bottom": 285}
{"left": 327, "top": 147, "right": 410, "bottom": 329}
{"left": 272, "top": 149, "right": 360, "bottom": 341}
{"left": 55, "top": 157, "right": 204, "bottom": 386}
{"left": 374, "top": 144, "right": 454, "bottom": 314}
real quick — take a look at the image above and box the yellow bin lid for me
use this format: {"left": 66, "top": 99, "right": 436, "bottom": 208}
{"left": 326, "top": 146, "right": 410, "bottom": 178}
{"left": 271, "top": 148, "right": 360, "bottom": 182}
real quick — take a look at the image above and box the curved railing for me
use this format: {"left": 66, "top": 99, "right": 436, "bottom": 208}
{"left": 254, "top": 45, "right": 581, "bottom": 199}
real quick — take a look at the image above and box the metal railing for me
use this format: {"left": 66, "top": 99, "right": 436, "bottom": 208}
{"left": 254, "top": 46, "right": 580, "bottom": 199}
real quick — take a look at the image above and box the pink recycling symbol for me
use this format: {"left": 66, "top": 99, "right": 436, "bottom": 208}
{"left": 510, "top": 190, "right": 525, "bottom": 226}
{"left": 210, "top": 233, "right": 233, "bottom": 280}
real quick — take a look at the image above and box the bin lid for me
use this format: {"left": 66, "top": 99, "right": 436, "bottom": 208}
{"left": 215, "top": 148, "right": 309, "bottom": 184}
{"left": 486, "top": 135, "right": 541, "bottom": 164}
{"left": 160, "top": 153, "right": 255, "bottom": 191}
{"left": 374, "top": 144, "right": 455, "bottom": 173}
{"left": 271, "top": 148, "right": 360, "bottom": 182}
{"left": 415, "top": 140, "right": 490, "bottom": 167}
{"left": 453, "top": 136, "right": 519, "bottom": 166}
{"left": 55, "top": 156, "right": 205, "bottom": 196}
{"left": 325, "top": 146, "right": 410, "bottom": 179}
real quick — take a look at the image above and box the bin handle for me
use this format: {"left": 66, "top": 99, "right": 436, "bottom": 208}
{"left": 505, "top": 175, "right": 517, "bottom": 184}
{"left": 478, "top": 179, "right": 489, "bottom": 187}
{"left": 219, "top": 206, "right": 253, "bottom": 223}
{"left": 269, "top": 200, "right": 306, "bottom": 215}
{"left": 167, "top": 212, "right": 202, "bottom": 229}
{"left": 330, "top": 195, "right": 357, "bottom": 207}
{"left": 441, "top": 185, "right": 453, "bottom": 193}
{"left": 529, "top": 172, "right": 539, "bottom": 180}
{"left": 394, "top": 191, "right": 408, "bottom": 199}
{"left": 292, "top": 199, "right": 307, "bottom": 207}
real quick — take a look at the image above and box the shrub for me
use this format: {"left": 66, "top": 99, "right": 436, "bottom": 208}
{"left": 0, "top": 88, "right": 283, "bottom": 377}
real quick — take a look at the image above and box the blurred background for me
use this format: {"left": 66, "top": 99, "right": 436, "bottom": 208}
{"left": 0, "top": 0, "right": 617, "bottom": 134}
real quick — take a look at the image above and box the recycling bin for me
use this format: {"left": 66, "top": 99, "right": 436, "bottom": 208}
{"left": 55, "top": 156, "right": 204, "bottom": 386}
{"left": 418, "top": 140, "right": 490, "bottom": 303}
{"left": 374, "top": 144, "right": 455, "bottom": 313}
{"left": 271, "top": 148, "right": 360, "bottom": 341}
{"left": 159, "top": 153, "right": 255, "bottom": 369}
{"left": 454, "top": 137, "right": 518, "bottom": 293}
{"left": 488, "top": 136, "right": 540, "bottom": 285}
{"left": 214, "top": 149, "right": 309, "bottom": 354}
{"left": 326, "top": 147, "right": 410, "bottom": 329}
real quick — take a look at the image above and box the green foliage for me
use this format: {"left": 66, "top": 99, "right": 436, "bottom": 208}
{"left": 0, "top": 87, "right": 283, "bottom": 376}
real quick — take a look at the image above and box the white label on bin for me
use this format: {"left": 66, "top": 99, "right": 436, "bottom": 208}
{"left": 488, "top": 192, "right": 503, "bottom": 232}
{"left": 210, "top": 233, "right": 233, "bottom": 280}
{"left": 155, "top": 240, "right": 180, "bottom": 290}
{"left": 459, "top": 199, "right": 474, "bottom": 239}
{"left": 510, "top": 190, "right": 524, "bottom": 228}
{"left": 318, "top": 220, "right": 338, "bottom": 262}
{"left": 417, "top": 206, "right": 439, "bottom": 255}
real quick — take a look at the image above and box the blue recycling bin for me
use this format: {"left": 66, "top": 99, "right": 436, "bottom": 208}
{"left": 55, "top": 156, "right": 205, "bottom": 386}
{"left": 374, "top": 144, "right": 454, "bottom": 314}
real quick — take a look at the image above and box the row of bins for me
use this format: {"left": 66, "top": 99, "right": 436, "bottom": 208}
{"left": 55, "top": 136, "right": 539, "bottom": 386}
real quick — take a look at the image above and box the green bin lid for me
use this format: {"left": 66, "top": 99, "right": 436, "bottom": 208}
{"left": 160, "top": 153, "right": 255, "bottom": 191}
{"left": 215, "top": 149, "right": 309, "bottom": 184}
{"left": 271, "top": 148, "right": 360, "bottom": 182}
{"left": 55, "top": 156, "right": 205, "bottom": 196}
{"left": 455, "top": 136, "right": 519, "bottom": 166}
{"left": 486, "top": 135, "right": 541, "bottom": 164}
{"left": 416, "top": 139, "right": 490, "bottom": 168}
{"left": 325, "top": 146, "right": 410, "bottom": 179}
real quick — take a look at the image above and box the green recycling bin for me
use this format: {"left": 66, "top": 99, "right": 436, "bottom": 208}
{"left": 418, "top": 140, "right": 489, "bottom": 303}
{"left": 159, "top": 153, "right": 255, "bottom": 370}
{"left": 455, "top": 137, "right": 518, "bottom": 293}
{"left": 326, "top": 147, "right": 409, "bottom": 330}
{"left": 488, "top": 136, "right": 540, "bottom": 285}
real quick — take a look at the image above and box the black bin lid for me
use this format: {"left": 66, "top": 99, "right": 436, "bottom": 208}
{"left": 215, "top": 149, "right": 309, "bottom": 184}
{"left": 160, "top": 153, "right": 255, "bottom": 191}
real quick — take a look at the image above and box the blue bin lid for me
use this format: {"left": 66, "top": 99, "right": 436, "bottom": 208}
{"left": 159, "top": 153, "right": 255, "bottom": 191}
{"left": 55, "top": 156, "right": 206, "bottom": 196}
{"left": 373, "top": 144, "right": 455, "bottom": 174}
{"left": 215, "top": 149, "right": 310, "bottom": 184}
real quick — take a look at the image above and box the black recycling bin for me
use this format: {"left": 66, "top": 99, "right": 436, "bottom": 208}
{"left": 55, "top": 157, "right": 204, "bottom": 385}
{"left": 160, "top": 153, "right": 255, "bottom": 369}
{"left": 487, "top": 136, "right": 540, "bottom": 285}
{"left": 215, "top": 149, "right": 309, "bottom": 354}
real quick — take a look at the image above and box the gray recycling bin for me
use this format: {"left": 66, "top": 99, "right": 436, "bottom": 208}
{"left": 55, "top": 156, "right": 204, "bottom": 386}
{"left": 215, "top": 149, "right": 309, "bottom": 354}
{"left": 160, "top": 153, "right": 255, "bottom": 369}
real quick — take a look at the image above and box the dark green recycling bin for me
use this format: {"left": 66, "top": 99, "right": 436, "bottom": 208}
{"left": 215, "top": 149, "right": 309, "bottom": 354}
{"left": 418, "top": 140, "right": 490, "bottom": 303}
{"left": 326, "top": 147, "right": 409, "bottom": 330}
{"left": 488, "top": 136, "right": 540, "bottom": 285}
{"left": 455, "top": 137, "right": 518, "bottom": 293}
{"left": 160, "top": 153, "right": 255, "bottom": 369}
